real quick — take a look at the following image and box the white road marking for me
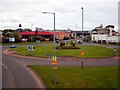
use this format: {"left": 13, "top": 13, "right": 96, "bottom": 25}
{"left": 23, "top": 65, "right": 26, "bottom": 67}
{"left": 2, "top": 64, "right": 8, "bottom": 69}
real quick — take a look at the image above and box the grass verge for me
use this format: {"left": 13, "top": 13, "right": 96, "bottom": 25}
{"left": 12, "top": 45, "right": 118, "bottom": 58}
{"left": 29, "top": 66, "right": 118, "bottom": 88}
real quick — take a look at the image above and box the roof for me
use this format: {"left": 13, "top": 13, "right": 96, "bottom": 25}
{"left": 20, "top": 31, "right": 68, "bottom": 35}
{"left": 105, "top": 25, "right": 114, "bottom": 28}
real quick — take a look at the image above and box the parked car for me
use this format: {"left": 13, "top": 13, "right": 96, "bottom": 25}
{"left": 76, "top": 40, "right": 83, "bottom": 44}
{"left": 10, "top": 44, "right": 17, "bottom": 48}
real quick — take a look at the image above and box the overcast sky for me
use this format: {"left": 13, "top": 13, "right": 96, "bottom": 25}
{"left": 0, "top": 0, "right": 119, "bottom": 31}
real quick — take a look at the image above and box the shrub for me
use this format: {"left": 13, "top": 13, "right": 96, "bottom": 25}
{"left": 34, "top": 36, "right": 42, "bottom": 40}
{"left": 27, "top": 36, "right": 35, "bottom": 42}
{"left": 49, "top": 36, "right": 53, "bottom": 41}
{"left": 63, "top": 36, "right": 70, "bottom": 40}
{"left": 71, "top": 41, "right": 76, "bottom": 47}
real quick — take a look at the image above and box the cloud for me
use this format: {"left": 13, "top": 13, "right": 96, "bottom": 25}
{"left": 0, "top": 0, "right": 119, "bottom": 31}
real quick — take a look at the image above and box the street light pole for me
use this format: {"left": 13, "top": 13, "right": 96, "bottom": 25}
{"left": 53, "top": 13, "right": 57, "bottom": 84}
{"left": 81, "top": 7, "right": 84, "bottom": 68}
{"left": 81, "top": 7, "right": 84, "bottom": 41}
{"left": 42, "top": 12, "right": 56, "bottom": 56}
{"left": 53, "top": 13, "right": 56, "bottom": 57}
{"left": 42, "top": 12, "right": 57, "bottom": 84}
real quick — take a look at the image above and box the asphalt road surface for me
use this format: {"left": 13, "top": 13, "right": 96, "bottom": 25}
{"left": 2, "top": 45, "right": 118, "bottom": 88}
{"left": 2, "top": 46, "right": 45, "bottom": 89}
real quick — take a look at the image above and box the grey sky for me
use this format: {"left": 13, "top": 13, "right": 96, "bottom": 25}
{"left": 0, "top": 0, "right": 119, "bottom": 31}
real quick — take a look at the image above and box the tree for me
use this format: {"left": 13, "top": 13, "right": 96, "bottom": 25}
{"left": 71, "top": 40, "right": 76, "bottom": 47}
{"left": 12, "top": 31, "right": 22, "bottom": 43}
{"left": 27, "top": 36, "right": 35, "bottom": 42}
{"left": 49, "top": 36, "right": 53, "bottom": 41}
{"left": 2, "top": 29, "right": 14, "bottom": 38}
{"left": 63, "top": 36, "right": 70, "bottom": 40}
{"left": 34, "top": 36, "right": 42, "bottom": 41}
{"left": 27, "top": 36, "right": 43, "bottom": 42}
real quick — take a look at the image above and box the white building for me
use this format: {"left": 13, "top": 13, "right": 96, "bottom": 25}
{"left": 91, "top": 25, "right": 119, "bottom": 44}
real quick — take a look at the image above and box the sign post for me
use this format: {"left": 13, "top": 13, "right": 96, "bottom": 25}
{"left": 113, "top": 46, "right": 117, "bottom": 56}
{"left": 80, "top": 50, "right": 85, "bottom": 68}
{"left": 27, "top": 46, "right": 35, "bottom": 55}
{"left": 52, "top": 56, "right": 57, "bottom": 84}
{"left": 47, "top": 53, "right": 51, "bottom": 57}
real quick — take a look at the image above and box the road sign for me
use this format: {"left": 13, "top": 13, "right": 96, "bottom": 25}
{"left": 81, "top": 52, "right": 85, "bottom": 56}
{"left": 113, "top": 46, "right": 117, "bottom": 56}
{"left": 27, "top": 46, "right": 35, "bottom": 52}
{"left": 9, "top": 38, "right": 15, "bottom": 42}
{"left": 113, "top": 46, "right": 116, "bottom": 51}
{"left": 52, "top": 61, "right": 57, "bottom": 65}
{"left": 47, "top": 53, "right": 51, "bottom": 57}
{"left": 52, "top": 56, "right": 57, "bottom": 61}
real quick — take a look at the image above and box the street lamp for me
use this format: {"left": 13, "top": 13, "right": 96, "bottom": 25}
{"left": 81, "top": 7, "right": 84, "bottom": 68}
{"left": 42, "top": 12, "right": 56, "bottom": 56}
{"left": 42, "top": 11, "right": 57, "bottom": 84}
{"left": 81, "top": 7, "right": 84, "bottom": 41}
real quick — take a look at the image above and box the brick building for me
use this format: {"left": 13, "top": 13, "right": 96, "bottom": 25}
{"left": 20, "top": 31, "right": 70, "bottom": 40}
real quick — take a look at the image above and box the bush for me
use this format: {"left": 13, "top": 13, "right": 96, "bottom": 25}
{"left": 60, "top": 41, "right": 65, "bottom": 46}
{"left": 71, "top": 41, "right": 76, "bottom": 47}
{"left": 12, "top": 31, "right": 22, "bottom": 43}
{"left": 27, "top": 36, "right": 44, "bottom": 42}
{"left": 49, "top": 36, "right": 53, "bottom": 41}
{"left": 41, "top": 37, "right": 45, "bottom": 41}
{"left": 63, "top": 36, "right": 70, "bottom": 40}
{"left": 27, "top": 36, "right": 35, "bottom": 42}
{"left": 34, "top": 36, "right": 42, "bottom": 40}
{"left": 15, "top": 38, "right": 21, "bottom": 43}
{"left": 2, "top": 38, "right": 9, "bottom": 43}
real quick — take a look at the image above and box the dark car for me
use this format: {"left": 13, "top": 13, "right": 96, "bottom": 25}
{"left": 10, "top": 44, "right": 17, "bottom": 48}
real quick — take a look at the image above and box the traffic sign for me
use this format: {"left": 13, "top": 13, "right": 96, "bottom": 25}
{"left": 27, "top": 46, "right": 35, "bottom": 52}
{"left": 113, "top": 46, "right": 116, "bottom": 52}
{"left": 52, "top": 56, "right": 57, "bottom": 61}
{"left": 113, "top": 46, "right": 117, "bottom": 56}
{"left": 81, "top": 52, "right": 84, "bottom": 56}
{"left": 52, "top": 61, "right": 57, "bottom": 65}
{"left": 47, "top": 53, "right": 51, "bottom": 57}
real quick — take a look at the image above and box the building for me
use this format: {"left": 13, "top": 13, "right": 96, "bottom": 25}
{"left": 105, "top": 25, "right": 116, "bottom": 36}
{"left": 20, "top": 31, "right": 70, "bottom": 40}
{"left": 91, "top": 25, "right": 119, "bottom": 44}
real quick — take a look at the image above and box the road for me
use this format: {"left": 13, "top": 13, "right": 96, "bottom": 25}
{"left": 2, "top": 45, "right": 118, "bottom": 88}
{"left": 2, "top": 46, "right": 45, "bottom": 89}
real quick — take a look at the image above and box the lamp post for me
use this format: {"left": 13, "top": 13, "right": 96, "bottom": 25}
{"left": 81, "top": 7, "right": 84, "bottom": 68}
{"left": 81, "top": 7, "right": 84, "bottom": 41}
{"left": 42, "top": 12, "right": 57, "bottom": 84}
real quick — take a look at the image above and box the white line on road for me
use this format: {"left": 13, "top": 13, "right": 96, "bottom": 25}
{"left": 1, "top": 63, "right": 8, "bottom": 69}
